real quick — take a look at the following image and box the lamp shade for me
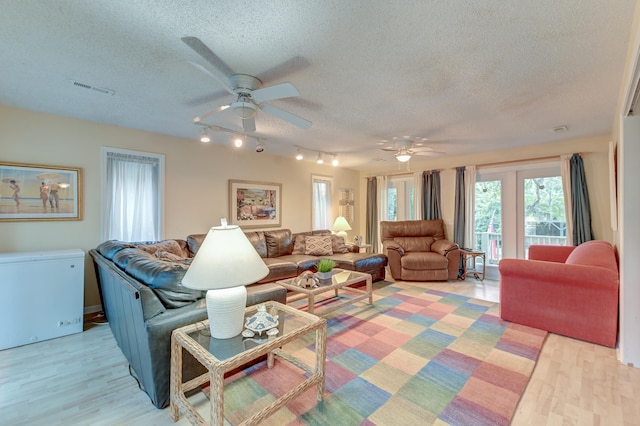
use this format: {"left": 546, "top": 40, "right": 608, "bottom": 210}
{"left": 182, "top": 224, "right": 268, "bottom": 290}
{"left": 332, "top": 216, "right": 352, "bottom": 237}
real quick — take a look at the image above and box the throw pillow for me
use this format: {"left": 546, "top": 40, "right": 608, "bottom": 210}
{"left": 304, "top": 236, "right": 333, "bottom": 256}
{"left": 292, "top": 235, "right": 307, "bottom": 255}
{"left": 331, "top": 235, "right": 350, "bottom": 254}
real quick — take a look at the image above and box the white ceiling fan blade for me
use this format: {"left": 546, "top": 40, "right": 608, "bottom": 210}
{"left": 260, "top": 103, "right": 312, "bottom": 129}
{"left": 181, "top": 37, "right": 235, "bottom": 94}
{"left": 251, "top": 82, "right": 300, "bottom": 104}
{"left": 192, "top": 104, "right": 230, "bottom": 123}
{"left": 187, "top": 61, "right": 235, "bottom": 95}
{"left": 413, "top": 150, "right": 446, "bottom": 156}
{"left": 242, "top": 117, "right": 256, "bottom": 132}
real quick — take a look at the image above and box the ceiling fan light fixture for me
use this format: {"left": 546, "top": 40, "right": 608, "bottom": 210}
{"left": 232, "top": 100, "right": 258, "bottom": 119}
{"left": 200, "top": 129, "right": 210, "bottom": 143}
{"left": 396, "top": 152, "right": 411, "bottom": 162}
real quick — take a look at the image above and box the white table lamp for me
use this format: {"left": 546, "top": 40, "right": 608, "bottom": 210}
{"left": 332, "top": 216, "right": 352, "bottom": 238}
{"left": 182, "top": 219, "right": 269, "bottom": 339}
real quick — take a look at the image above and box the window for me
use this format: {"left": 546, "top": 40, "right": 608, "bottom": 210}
{"left": 312, "top": 175, "right": 333, "bottom": 230}
{"left": 387, "top": 176, "right": 415, "bottom": 221}
{"left": 101, "top": 147, "right": 164, "bottom": 241}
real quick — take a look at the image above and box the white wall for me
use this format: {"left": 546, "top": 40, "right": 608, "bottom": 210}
{"left": 0, "top": 105, "right": 360, "bottom": 309}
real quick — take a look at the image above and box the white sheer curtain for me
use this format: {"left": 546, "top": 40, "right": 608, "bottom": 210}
{"left": 376, "top": 175, "right": 389, "bottom": 252}
{"left": 464, "top": 165, "right": 476, "bottom": 249}
{"left": 560, "top": 154, "right": 574, "bottom": 246}
{"left": 104, "top": 150, "right": 162, "bottom": 242}
{"left": 413, "top": 171, "right": 423, "bottom": 220}
{"left": 312, "top": 176, "right": 333, "bottom": 230}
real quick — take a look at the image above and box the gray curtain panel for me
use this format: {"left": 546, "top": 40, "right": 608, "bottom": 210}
{"left": 366, "top": 177, "right": 378, "bottom": 253}
{"left": 453, "top": 166, "right": 466, "bottom": 248}
{"left": 570, "top": 153, "right": 594, "bottom": 245}
{"left": 422, "top": 170, "right": 442, "bottom": 220}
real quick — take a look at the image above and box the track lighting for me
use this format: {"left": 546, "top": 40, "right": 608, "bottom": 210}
{"left": 200, "top": 129, "right": 210, "bottom": 143}
{"left": 256, "top": 139, "right": 264, "bottom": 153}
{"left": 316, "top": 153, "right": 323, "bottom": 164}
{"left": 234, "top": 135, "right": 243, "bottom": 147}
{"left": 332, "top": 156, "right": 339, "bottom": 167}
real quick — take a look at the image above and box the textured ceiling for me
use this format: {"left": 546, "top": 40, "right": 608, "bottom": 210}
{"left": 0, "top": 1, "right": 636, "bottom": 170}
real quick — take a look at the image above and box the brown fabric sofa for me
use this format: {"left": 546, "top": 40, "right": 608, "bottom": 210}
{"left": 187, "top": 228, "right": 388, "bottom": 283}
{"left": 381, "top": 219, "right": 459, "bottom": 281}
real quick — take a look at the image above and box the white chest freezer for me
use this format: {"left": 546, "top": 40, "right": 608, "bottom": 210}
{"left": 0, "top": 249, "right": 85, "bottom": 350}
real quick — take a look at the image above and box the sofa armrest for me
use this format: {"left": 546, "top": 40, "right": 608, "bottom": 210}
{"left": 431, "top": 239, "right": 458, "bottom": 256}
{"left": 382, "top": 241, "right": 404, "bottom": 256}
{"left": 528, "top": 244, "right": 575, "bottom": 262}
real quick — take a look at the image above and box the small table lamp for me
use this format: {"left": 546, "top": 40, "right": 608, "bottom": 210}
{"left": 182, "top": 219, "right": 269, "bottom": 339}
{"left": 332, "top": 216, "right": 352, "bottom": 238}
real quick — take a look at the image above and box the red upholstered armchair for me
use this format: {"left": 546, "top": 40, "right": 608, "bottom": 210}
{"left": 499, "top": 240, "right": 619, "bottom": 347}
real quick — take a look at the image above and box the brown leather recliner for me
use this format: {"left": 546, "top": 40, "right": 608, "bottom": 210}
{"left": 381, "top": 219, "right": 459, "bottom": 281}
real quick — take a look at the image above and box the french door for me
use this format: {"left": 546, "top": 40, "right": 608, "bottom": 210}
{"left": 475, "top": 163, "right": 566, "bottom": 277}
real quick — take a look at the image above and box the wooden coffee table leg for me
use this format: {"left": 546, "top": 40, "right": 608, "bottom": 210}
{"left": 170, "top": 333, "right": 181, "bottom": 421}
{"left": 308, "top": 294, "right": 315, "bottom": 315}
{"left": 210, "top": 369, "right": 224, "bottom": 426}
{"left": 367, "top": 276, "right": 373, "bottom": 304}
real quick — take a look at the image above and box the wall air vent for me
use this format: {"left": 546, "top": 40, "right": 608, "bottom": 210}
{"left": 70, "top": 80, "right": 115, "bottom": 96}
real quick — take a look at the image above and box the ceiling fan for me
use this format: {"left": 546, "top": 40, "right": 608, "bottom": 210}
{"left": 380, "top": 139, "right": 445, "bottom": 162}
{"left": 182, "top": 36, "right": 312, "bottom": 132}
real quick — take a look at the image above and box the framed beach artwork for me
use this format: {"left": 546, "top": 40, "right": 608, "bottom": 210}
{"left": 0, "top": 162, "right": 82, "bottom": 222}
{"left": 229, "top": 180, "right": 281, "bottom": 228}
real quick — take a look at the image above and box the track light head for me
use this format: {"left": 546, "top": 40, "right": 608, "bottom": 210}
{"left": 200, "top": 129, "right": 210, "bottom": 143}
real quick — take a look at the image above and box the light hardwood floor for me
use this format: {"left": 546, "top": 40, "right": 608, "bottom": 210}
{"left": 1, "top": 278, "right": 638, "bottom": 425}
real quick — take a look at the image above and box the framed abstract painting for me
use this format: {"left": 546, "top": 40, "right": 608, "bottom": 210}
{"left": 229, "top": 180, "right": 281, "bottom": 228}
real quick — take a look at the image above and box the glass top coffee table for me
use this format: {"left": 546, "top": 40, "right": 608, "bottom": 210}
{"left": 170, "top": 301, "right": 326, "bottom": 426}
{"left": 277, "top": 269, "right": 373, "bottom": 317}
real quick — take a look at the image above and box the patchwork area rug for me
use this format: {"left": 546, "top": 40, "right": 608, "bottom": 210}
{"left": 203, "top": 281, "right": 548, "bottom": 425}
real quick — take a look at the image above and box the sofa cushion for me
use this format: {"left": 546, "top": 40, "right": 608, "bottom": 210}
{"left": 305, "top": 235, "right": 333, "bottom": 256}
{"left": 565, "top": 240, "right": 618, "bottom": 271}
{"left": 139, "top": 240, "right": 190, "bottom": 258}
{"left": 328, "top": 253, "right": 388, "bottom": 273}
{"left": 97, "top": 240, "right": 136, "bottom": 260}
{"left": 394, "top": 236, "right": 435, "bottom": 253}
{"left": 124, "top": 254, "right": 204, "bottom": 309}
{"left": 331, "top": 235, "right": 350, "bottom": 254}
{"left": 264, "top": 229, "right": 294, "bottom": 257}
{"left": 245, "top": 231, "right": 267, "bottom": 258}
{"left": 401, "top": 251, "right": 448, "bottom": 270}
{"left": 186, "top": 234, "right": 206, "bottom": 256}
{"left": 257, "top": 257, "right": 298, "bottom": 283}
{"left": 292, "top": 234, "right": 308, "bottom": 255}
{"left": 112, "top": 247, "right": 148, "bottom": 269}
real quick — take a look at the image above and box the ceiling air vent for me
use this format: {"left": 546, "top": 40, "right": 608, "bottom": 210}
{"left": 71, "top": 80, "right": 115, "bottom": 96}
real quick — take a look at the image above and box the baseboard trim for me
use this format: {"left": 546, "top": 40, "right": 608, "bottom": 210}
{"left": 84, "top": 305, "right": 102, "bottom": 315}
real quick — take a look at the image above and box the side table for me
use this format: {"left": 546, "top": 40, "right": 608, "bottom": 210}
{"left": 170, "top": 301, "right": 326, "bottom": 426}
{"left": 459, "top": 248, "right": 486, "bottom": 281}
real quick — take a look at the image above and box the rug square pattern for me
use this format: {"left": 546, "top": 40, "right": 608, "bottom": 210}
{"left": 201, "top": 281, "right": 547, "bottom": 425}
